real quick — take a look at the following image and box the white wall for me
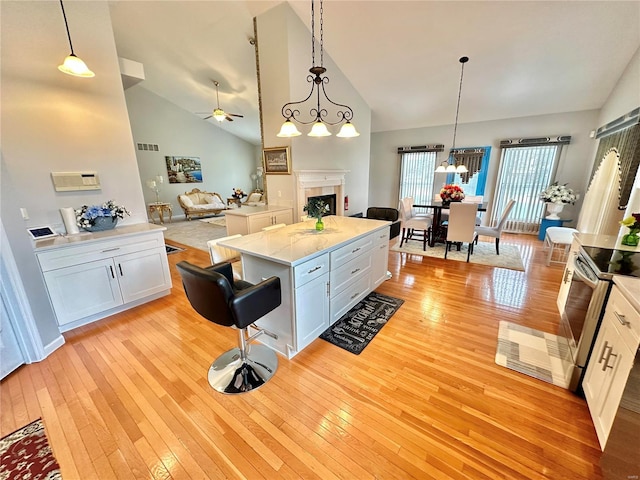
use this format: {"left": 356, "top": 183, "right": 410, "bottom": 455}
{"left": 124, "top": 86, "right": 256, "bottom": 215}
{"left": 370, "top": 110, "right": 599, "bottom": 224}
{"left": 1, "top": 1, "right": 145, "bottom": 347}
{"left": 256, "top": 3, "right": 372, "bottom": 218}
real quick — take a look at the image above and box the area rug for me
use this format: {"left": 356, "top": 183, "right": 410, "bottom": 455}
{"left": 0, "top": 418, "right": 62, "bottom": 479}
{"left": 319, "top": 292, "right": 404, "bottom": 354}
{"left": 200, "top": 216, "right": 226, "bottom": 227}
{"left": 495, "top": 321, "right": 572, "bottom": 388}
{"left": 391, "top": 240, "right": 525, "bottom": 271}
{"left": 165, "top": 244, "right": 185, "bottom": 255}
{"left": 162, "top": 219, "right": 227, "bottom": 252}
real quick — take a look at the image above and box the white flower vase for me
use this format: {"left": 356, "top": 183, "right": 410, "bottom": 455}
{"left": 546, "top": 203, "right": 564, "bottom": 220}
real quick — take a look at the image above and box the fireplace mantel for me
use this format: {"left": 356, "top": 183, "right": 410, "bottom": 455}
{"left": 295, "top": 170, "right": 349, "bottom": 220}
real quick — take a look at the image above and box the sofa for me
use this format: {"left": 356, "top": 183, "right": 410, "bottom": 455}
{"left": 177, "top": 188, "right": 227, "bottom": 220}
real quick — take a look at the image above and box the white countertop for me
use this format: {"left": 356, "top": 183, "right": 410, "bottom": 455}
{"left": 224, "top": 204, "right": 291, "bottom": 218}
{"left": 218, "top": 216, "right": 389, "bottom": 266}
{"left": 576, "top": 233, "right": 640, "bottom": 253}
{"left": 33, "top": 223, "right": 166, "bottom": 252}
{"left": 614, "top": 276, "right": 640, "bottom": 313}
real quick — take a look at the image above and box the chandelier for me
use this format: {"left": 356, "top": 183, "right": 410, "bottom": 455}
{"left": 277, "top": 0, "right": 359, "bottom": 138}
{"left": 436, "top": 57, "right": 469, "bottom": 173}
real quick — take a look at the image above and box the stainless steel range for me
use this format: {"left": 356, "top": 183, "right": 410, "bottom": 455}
{"left": 561, "top": 246, "right": 640, "bottom": 392}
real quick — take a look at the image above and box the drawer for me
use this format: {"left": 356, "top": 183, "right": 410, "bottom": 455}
{"left": 329, "top": 252, "right": 371, "bottom": 298}
{"left": 330, "top": 274, "right": 371, "bottom": 325}
{"left": 330, "top": 233, "right": 374, "bottom": 266}
{"left": 294, "top": 254, "right": 329, "bottom": 287}
{"left": 606, "top": 287, "right": 640, "bottom": 351}
{"left": 37, "top": 234, "right": 163, "bottom": 271}
{"left": 373, "top": 227, "right": 390, "bottom": 246}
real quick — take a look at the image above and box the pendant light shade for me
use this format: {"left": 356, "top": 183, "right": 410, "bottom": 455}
{"left": 278, "top": 0, "right": 357, "bottom": 138}
{"left": 212, "top": 108, "right": 226, "bottom": 122}
{"left": 58, "top": 0, "right": 94, "bottom": 78}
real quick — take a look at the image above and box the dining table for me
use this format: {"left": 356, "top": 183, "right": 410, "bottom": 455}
{"left": 413, "top": 202, "right": 488, "bottom": 247}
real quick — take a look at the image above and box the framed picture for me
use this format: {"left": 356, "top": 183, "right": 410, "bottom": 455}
{"left": 263, "top": 147, "right": 291, "bottom": 174}
{"left": 165, "top": 156, "right": 203, "bottom": 183}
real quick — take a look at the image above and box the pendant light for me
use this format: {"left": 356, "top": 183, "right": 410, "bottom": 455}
{"left": 277, "top": 0, "right": 359, "bottom": 138}
{"left": 57, "top": 0, "right": 94, "bottom": 78}
{"left": 436, "top": 57, "right": 469, "bottom": 173}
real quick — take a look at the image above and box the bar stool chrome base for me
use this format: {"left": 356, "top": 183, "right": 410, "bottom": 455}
{"left": 208, "top": 345, "right": 278, "bottom": 394}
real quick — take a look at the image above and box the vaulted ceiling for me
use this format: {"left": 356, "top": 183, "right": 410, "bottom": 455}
{"left": 109, "top": 1, "right": 640, "bottom": 146}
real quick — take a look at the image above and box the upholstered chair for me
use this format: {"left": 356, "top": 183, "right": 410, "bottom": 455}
{"left": 398, "top": 197, "right": 432, "bottom": 250}
{"left": 207, "top": 234, "right": 243, "bottom": 280}
{"left": 445, "top": 202, "right": 479, "bottom": 262}
{"left": 176, "top": 261, "right": 281, "bottom": 394}
{"left": 365, "top": 207, "right": 401, "bottom": 240}
{"left": 474, "top": 199, "right": 516, "bottom": 255}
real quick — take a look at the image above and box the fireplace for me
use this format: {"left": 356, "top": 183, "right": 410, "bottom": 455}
{"left": 307, "top": 194, "right": 336, "bottom": 216}
{"left": 295, "top": 170, "right": 348, "bottom": 221}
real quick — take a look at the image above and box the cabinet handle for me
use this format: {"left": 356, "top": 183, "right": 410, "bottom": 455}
{"left": 614, "top": 311, "right": 630, "bottom": 327}
{"left": 109, "top": 265, "right": 115, "bottom": 278}
{"left": 352, "top": 247, "right": 361, "bottom": 254}
{"left": 308, "top": 265, "right": 322, "bottom": 274}
{"left": 380, "top": 244, "right": 387, "bottom": 249}
{"left": 102, "top": 247, "right": 120, "bottom": 253}
{"left": 598, "top": 341, "right": 611, "bottom": 364}
{"left": 350, "top": 291, "right": 360, "bottom": 300}
{"left": 563, "top": 268, "right": 571, "bottom": 284}
{"left": 602, "top": 349, "right": 618, "bottom": 371}
{"left": 351, "top": 268, "right": 360, "bottom": 275}
{"left": 326, "top": 282, "right": 330, "bottom": 296}
{"left": 118, "top": 264, "right": 123, "bottom": 276}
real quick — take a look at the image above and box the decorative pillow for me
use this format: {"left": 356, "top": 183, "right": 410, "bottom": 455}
{"left": 210, "top": 197, "right": 226, "bottom": 209}
{"left": 179, "top": 195, "right": 194, "bottom": 207}
{"left": 203, "top": 194, "right": 215, "bottom": 204}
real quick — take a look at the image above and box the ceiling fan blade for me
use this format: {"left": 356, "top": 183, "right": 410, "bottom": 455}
{"left": 225, "top": 115, "right": 234, "bottom": 122}
{"left": 227, "top": 113, "right": 244, "bottom": 118}
{"left": 202, "top": 115, "right": 213, "bottom": 120}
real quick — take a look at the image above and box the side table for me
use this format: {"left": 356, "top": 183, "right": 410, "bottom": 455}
{"left": 538, "top": 218, "right": 571, "bottom": 240}
{"left": 148, "top": 202, "right": 172, "bottom": 224}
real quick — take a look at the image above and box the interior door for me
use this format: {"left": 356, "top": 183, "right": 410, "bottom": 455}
{"left": 1, "top": 294, "right": 25, "bottom": 379}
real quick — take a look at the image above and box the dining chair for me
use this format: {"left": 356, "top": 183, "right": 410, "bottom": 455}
{"left": 398, "top": 197, "right": 432, "bottom": 250}
{"left": 474, "top": 199, "right": 516, "bottom": 255}
{"left": 462, "top": 195, "right": 484, "bottom": 225}
{"left": 207, "top": 234, "right": 243, "bottom": 280}
{"left": 444, "top": 202, "right": 479, "bottom": 262}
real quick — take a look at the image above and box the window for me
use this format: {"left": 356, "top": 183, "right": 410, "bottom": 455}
{"left": 399, "top": 151, "right": 437, "bottom": 211}
{"left": 492, "top": 144, "right": 561, "bottom": 234}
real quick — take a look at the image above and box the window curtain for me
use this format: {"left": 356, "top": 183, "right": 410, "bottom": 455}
{"left": 451, "top": 148, "right": 485, "bottom": 184}
{"left": 399, "top": 151, "right": 437, "bottom": 212}
{"left": 493, "top": 144, "right": 562, "bottom": 234}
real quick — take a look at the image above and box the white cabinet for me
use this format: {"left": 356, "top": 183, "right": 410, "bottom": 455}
{"left": 294, "top": 255, "right": 330, "bottom": 350}
{"left": 36, "top": 226, "right": 172, "bottom": 331}
{"left": 225, "top": 206, "right": 293, "bottom": 235}
{"left": 583, "top": 285, "right": 640, "bottom": 449}
{"left": 371, "top": 228, "right": 391, "bottom": 288}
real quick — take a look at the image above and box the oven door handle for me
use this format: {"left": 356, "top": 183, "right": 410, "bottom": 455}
{"left": 572, "top": 256, "right": 599, "bottom": 289}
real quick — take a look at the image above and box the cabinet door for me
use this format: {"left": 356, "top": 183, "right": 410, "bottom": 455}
{"left": 43, "top": 259, "right": 123, "bottom": 325}
{"left": 274, "top": 209, "right": 293, "bottom": 225}
{"left": 115, "top": 248, "right": 172, "bottom": 303}
{"left": 248, "top": 213, "right": 271, "bottom": 233}
{"left": 295, "top": 273, "right": 329, "bottom": 351}
{"left": 371, "top": 230, "right": 390, "bottom": 288}
{"left": 583, "top": 314, "right": 634, "bottom": 449}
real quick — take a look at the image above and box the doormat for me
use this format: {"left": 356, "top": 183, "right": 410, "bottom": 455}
{"left": 165, "top": 244, "right": 185, "bottom": 254}
{"left": 319, "top": 292, "right": 404, "bottom": 354}
{"left": 0, "top": 418, "right": 62, "bottom": 479}
{"left": 495, "top": 321, "right": 572, "bottom": 388}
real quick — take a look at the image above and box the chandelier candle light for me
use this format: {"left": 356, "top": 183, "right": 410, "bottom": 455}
{"left": 277, "top": 0, "right": 359, "bottom": 138}
{"left": 436, "top": 57, "right": 469, "bottom": 174}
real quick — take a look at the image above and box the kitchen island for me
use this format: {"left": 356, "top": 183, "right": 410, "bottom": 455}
{"left": 218, "top": 216, "right": 391, "bottom": 358}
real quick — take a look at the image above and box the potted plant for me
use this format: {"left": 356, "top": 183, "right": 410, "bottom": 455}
{"left": 539, "top": 182, "right": 577, "bottom": 219}
{"left": 75, "top": 200, "right": 130, "bottom": 232}
{"left": 303, "top": 198, "right": 329, "bottom": 231}
{"left": 439, "top": 184, "right": 465, "bottom": 206}
{"left": 619, "top": 213, "right": 640, "bottom": 246}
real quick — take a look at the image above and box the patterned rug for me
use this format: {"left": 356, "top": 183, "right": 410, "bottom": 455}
{"left": 200, "top": 216, "right": 226, "bottom": 227}
{"left": 165, "top": 244, "right": 185, "bottom": 255}
{"left": 162, "top": 219, "right": 227, "bottom": 252}
{"left": 391, "top": 240, "right": 525, "bottom": 271}
{"left": 320, "top": 292, "right": 404, "bottom": 354}
{"left": 0, "top": 418, "right": 61, "bottom": 479}
{"left": 495, "top": 321, "right": 572, "bottom": 388}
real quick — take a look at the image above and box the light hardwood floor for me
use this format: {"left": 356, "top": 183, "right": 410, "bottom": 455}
{"left": 1, "top": 233, "right": 603, "bottom": 479}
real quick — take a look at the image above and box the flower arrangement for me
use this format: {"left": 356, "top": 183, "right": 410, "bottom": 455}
{"left": 231, "top": 188, "right": 246, "bottom": 199}
{"left": 75, "top": 200, "right": 130, "bottom": 229}
{"left": 620, "top": 213, "right": 640, "bottom": 246}
{"left": 303, "top": 198, "right": 329, "bottom": 219}
{"left": 440, "top": 184, "right": 465, "bottom": 203}
{"left": 539, "top": 182, "right": 577, "bottom": 204}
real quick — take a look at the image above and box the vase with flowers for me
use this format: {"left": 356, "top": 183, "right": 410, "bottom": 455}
{"left": 231, "top": 187, "right": 246, "bottom": 207}
{"left": 539, "top": 182, "right": 577, "bottom": 219}
{"left": 620, "top": 213, "right": 640, "bottom": 246}
{"left": 75, "top": 200, "right": 130, "bottom": 232}
{"left": 439, "top": 184, "right": 465, "bottom": 206}
{"left": 303, "top": 198, "right": 329, "bottom": 231}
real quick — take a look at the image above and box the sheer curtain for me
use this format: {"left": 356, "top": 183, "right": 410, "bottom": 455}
{"left": 493, "top": 145, "right": 560, "bottom": 234}
{"left": 399, "top": 151, "right": 436, "bottom": 212}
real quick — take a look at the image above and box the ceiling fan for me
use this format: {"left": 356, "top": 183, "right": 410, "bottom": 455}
{"left": 201, "top": 80, "right": 243, "bottom": 122}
